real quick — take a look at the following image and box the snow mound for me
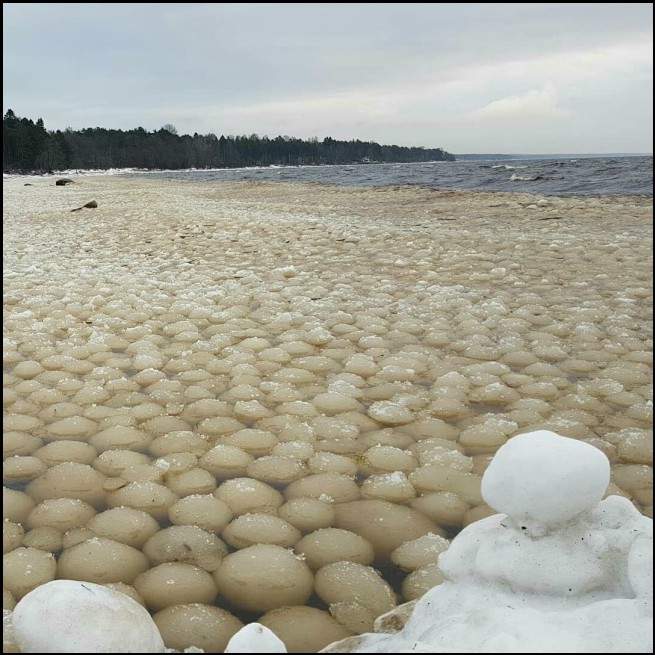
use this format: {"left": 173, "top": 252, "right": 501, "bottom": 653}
{"left": 319, "top": 430, "right": 652, "bottom": 653}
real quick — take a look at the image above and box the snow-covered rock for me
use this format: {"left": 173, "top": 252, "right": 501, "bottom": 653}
{"left": 321, "top": 430, "right": 653, "bottom": 653}
{"left": 11, "top": 580, "right": 164, "bottom": 653}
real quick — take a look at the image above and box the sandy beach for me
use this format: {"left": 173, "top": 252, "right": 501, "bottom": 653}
{"left": 3, "top": 176, "right": 653, "bottom": 650}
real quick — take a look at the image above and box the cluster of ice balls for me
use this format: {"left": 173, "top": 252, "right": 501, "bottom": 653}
{"left": 323, "top": 430, "right": 653, "bottom": 653}
{"left": 6, "top": 431, "right": 651, "bottom": 653}
{"left": 3, "top": 177, "right": 652, "bottom": 651}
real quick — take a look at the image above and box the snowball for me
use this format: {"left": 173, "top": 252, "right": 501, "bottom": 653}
{"left": 11, "top": 580, "right": 164, "bottom": 652}
{"left": 334, "top": 500, "right": 439, "bottom": 560}
{"left": 295, "top": 528, "right": 375, "bottom": 569}
{"left": 223, "top": 513, "right": 301, "bottom": 549}
{"left": 168, "top": 494, "right": 233, "bottom": 533}
{"left": 285, "top": 473, "right": 360, "bottom": 503}
{"left": 87, "top": 507, "right": 159, "bottom": 548}
{"left": 225, "top": 623, "right": 287, "bottom": 653}
{"left": 391, "top": 533, "right": 450, "bottom": 572}
{"left": 314, "top": 560, "right": 397, "bottom": 628}
{"left": 401, "top": 562, "right": 445, "bottom": 601}
{"left": 214, "top": 544, "right": 313, "bottom": 612}
{"left": 154, "top": 603, "right": 243, "bottom": 652}
{"left": 58, "top": 537, "right": 149, "bottom": 584}
{"left": 279, "top": 498, "right": 336, "bottom": 533}
{"left": 134, "top": 562, "right": 218, "bottom": 611}
{"left": 107, "top": 481, "right": 178, "bottom": 521}
{"left": 259, "top": 606, "right": 352, "bottom": 652}
{"left": 22, "top": 527, "right": 63, "bottom": 552}
{"left": 215, "top": 478, "right": 283, "bottom": 516}
{"left": 143, "top": 525, "right": 227, "bottom": 572}
{"left": 4, "top": 547, "right": 56, "bottom": 598}
{"left": 27, "top": 498, "right": 96, "bottom": 532}
{"left": 3, "top": 521, "right": 24, "bottom": 554}
{"left": 481, "top": 430, "right": 610, "bottom": 529}
{"left": 367, "top": 401, "right": 414, "bottom": 425}
{"left": 4, "top": 488, "right": 36, "bottom": 524}
{"left": 166, "top": 467, "right": 216, "bottom": 496}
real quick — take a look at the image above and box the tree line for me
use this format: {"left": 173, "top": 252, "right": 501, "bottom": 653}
{"left": 2, "top": 109, "right": 455, "bottom": 172}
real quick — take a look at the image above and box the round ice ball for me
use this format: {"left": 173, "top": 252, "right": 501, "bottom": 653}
{"left": 11, "top": 579, "right": 164, "bottom": 653}
{"left": 134, "top": 562, "right": 218, "bottom": 611}
{"left": 4, "top": 547, "right": 56, "bottom": 599}
{"left": 58, "top": 537, "right": 149, "bottom": 584}
{"left": 214, "top": 544, "right": 313, "bottom": 612}
{"left": 481, "top": 430, "right": 610, "bottom": 529}
{"left": 153, "top": 603, "right": 243, "bottom": 652}
{"left": 259, "top": 606, "right": 353, "bottom": 652}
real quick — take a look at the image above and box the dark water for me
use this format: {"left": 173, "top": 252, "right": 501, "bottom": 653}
{"left": 141, "top": 155, "right": 653, "bottom": 197}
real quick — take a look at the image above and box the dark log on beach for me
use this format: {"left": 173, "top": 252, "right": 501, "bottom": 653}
{"left": 56, "top": 178, "right": 74, "bottom": 186}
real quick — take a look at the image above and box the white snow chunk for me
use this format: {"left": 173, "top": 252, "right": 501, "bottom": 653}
{"left": 12, "top": 579, "right": 164, "bottom": 653}
{"left": 481, "top": 430, "right": 610, "bottom": 530}
{"left": 323, "top": 430, "right": 652, "bottom": 654}
{"left": 225, "top": 623, "right": 287, "bottom": 652}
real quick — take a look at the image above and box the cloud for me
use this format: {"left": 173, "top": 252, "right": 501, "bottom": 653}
{"left": 470, "top": 85, "right": 569, "bottom": 122}
{"left": 3, "top": 4, "right": 651, "bottom": 152}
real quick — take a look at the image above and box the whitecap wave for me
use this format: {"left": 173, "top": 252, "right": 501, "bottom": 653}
{"left": 510, "top": 173, "right": 542, "bottom": 181}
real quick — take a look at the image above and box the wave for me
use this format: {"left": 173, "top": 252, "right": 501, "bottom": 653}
{"left": 121, "top": 155, "right": 651, "bottom": 197}
{"left": 510, "top": 173, "right": 544, "bottom": 182}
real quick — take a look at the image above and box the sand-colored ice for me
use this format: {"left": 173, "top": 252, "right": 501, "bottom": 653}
{"left": 3, "top": 176, "right": 652, "bottom": 651}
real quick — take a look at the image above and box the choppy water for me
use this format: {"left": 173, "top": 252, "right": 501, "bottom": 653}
{"left": 142, "top": 155, "right": 653, "bottom": 196}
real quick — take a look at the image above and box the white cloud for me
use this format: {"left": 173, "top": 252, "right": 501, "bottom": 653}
{"left": 470, "top": 84, "right": 568, "bottom": 122}
{"left": 3, "top": 5, "right": 651, "bottom": 152}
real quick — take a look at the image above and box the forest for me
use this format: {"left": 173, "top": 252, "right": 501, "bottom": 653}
{"left": 2, "top": 110, "right": 455, "bottom": 172}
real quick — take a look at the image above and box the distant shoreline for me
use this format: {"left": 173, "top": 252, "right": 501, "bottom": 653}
{"left": 5, "top": 153, "right": 652, "bottom": 177}
{"left": 2, "top": 109, "right": 454, "bottom": 173}
{"left": 2, "top": 159, "right": 456, "bottom": 177}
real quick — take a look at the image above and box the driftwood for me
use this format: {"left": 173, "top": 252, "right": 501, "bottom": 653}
{"left": 56, "top": 178, "right": 74, "bottom": 186}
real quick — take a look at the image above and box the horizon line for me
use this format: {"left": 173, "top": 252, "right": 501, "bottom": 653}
{"left": 453, "top": 152, "right": 652, "bottom": 156}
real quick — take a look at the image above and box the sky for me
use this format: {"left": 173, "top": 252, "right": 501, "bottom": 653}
{"left": 3, "top": 3, "right": 653, "bottom": 153}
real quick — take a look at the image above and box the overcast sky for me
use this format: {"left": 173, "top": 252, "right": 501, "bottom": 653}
{"left": 3, "top": 3, "right": 653, "bottom": 153}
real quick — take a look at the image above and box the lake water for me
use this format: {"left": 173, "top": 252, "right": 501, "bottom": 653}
{"left": 141, "top": 155, "right": 653, "bottom": 196}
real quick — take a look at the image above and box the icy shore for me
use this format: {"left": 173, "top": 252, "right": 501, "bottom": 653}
{"left": 5, "top": 431, "right": 652, "bottom": 653}
{"left": 319, "top": 431, "right": 653, "bottom": 653}
{"left": 3, "top": 177, "right": 652, "bottom": 652}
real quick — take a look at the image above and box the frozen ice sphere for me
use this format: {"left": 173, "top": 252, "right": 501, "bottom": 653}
{"left": 481, "top": 430, "right": 610, "bottom": 529}
{"left": 225, "top": 623, "right": 287, "bottom": 653}
{"left": 12, "top": 579, "right": 164, "bottom": 652}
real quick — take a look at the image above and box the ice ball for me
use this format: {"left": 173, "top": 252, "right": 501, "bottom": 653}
{"left": 481, "top": 430, "right": 610, "bottom": 529}
{"left": 12, "top": 579, "right": 164, "bottom": 652}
